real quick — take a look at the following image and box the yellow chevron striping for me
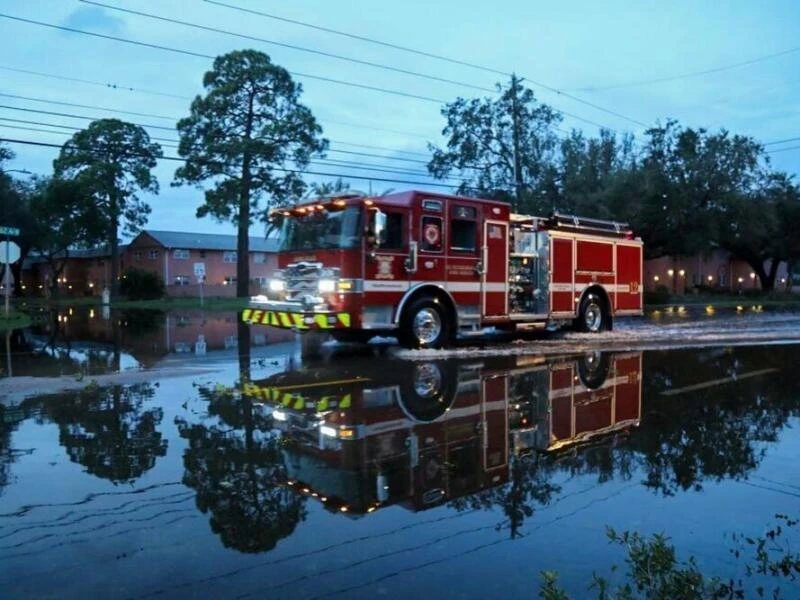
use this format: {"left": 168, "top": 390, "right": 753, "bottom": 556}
{"left": 338, "top": 313, "right": 351, "bottom": 327}
{"left": 339, "top": 394, "right": 352, "bottom": 409}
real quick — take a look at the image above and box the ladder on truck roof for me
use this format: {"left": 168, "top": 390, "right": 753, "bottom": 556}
{"left": 550, "top": 212, "right": 631, "bottom": 236}
{"left": 509, "top": 212, "right": 633, "bottom": 237}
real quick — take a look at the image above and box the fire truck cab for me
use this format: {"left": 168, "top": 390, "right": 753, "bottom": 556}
{"left": 245, "top": 190, "right": 643, "bottom": 348}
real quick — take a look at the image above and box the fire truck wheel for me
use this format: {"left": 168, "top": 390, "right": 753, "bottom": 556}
{"left": 577, "top": 293, "right": 608, "bottom": 333}
{"left": 398, "top": 361, "right": 457, "bottom": 422}
{"left": 577, "top": 350, "right": 611, "bottom": 390}
{"left": 399, "top": 297, "right": 452, "bottom": 349}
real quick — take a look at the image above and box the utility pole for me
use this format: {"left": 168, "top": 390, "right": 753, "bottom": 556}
{"left": 510, "top": 73, "right": 524, "bottom": 212}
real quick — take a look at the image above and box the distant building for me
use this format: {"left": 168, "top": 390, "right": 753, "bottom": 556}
{"left": 20, "top": 230, "right": 279, "bottom": 297}
{"left": 644, "top": 250, "right": 792, "bottom": 294}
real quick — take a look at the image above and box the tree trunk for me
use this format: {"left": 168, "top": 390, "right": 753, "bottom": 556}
{"left": 787, "top": 260, "right": 796, "bottom": 291}
{"left": 764, "top": 259, "right": 780, "bottom": 292}
{"left": 237, "top": 93, "right": 256, "bottom": 299}
{"left": 10, "top": 261, "right": 23, "bottom": 297}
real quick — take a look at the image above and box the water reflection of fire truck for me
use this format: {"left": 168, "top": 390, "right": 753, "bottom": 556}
{"left": 243, "top": 351, "right": 642, "bottom": 515}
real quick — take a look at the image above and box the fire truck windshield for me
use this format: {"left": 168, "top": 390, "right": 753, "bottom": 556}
{"left": 278, "top": 206, "right": 362, "bottom": 251}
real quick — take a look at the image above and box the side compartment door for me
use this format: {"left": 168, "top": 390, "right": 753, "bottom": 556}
{"left": 615, "top": 243, "right": 643, "bottom": 313}
{"left": 482, "top": 220, "right": 508, "bottom": 317}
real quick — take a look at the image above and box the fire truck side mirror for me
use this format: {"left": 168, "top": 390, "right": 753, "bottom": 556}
{"left": 373, "top": 209, "right": 387, "bottom": 248}
{"left": 405, "top": 241, "right": 418, "bottom": 273}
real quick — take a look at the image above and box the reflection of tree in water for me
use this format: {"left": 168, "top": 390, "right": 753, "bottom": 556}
{"left": 634, "top": 347, "right": 800, "bottom": 496}
{"left": 449, "top": 454, "right": 560, "bottom": 538}
{"left": 44, "top": 383, "right": 167, "bottom": 484}
{"left": 176, "top": 363, "right": 306, "bottom": 554}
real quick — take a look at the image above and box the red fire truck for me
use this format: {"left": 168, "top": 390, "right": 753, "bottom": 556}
{"left": 242, "top": 351, "right": 642, "bottom": 514}
{"left": 244, "top": 190, "right": 643, "bottom": 348}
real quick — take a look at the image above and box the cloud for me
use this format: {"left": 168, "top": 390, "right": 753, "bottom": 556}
{"left": 61, "top": 6, "right": 125, "bottom": 34}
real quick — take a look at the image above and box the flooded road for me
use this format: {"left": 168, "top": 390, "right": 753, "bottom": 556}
{"left": 1, "top": 307, "right": 800, "bottom": 598}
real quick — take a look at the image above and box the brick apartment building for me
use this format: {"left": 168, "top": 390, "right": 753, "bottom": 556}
{"left": 20, "top": 230, "right": 279, "bottom": 297}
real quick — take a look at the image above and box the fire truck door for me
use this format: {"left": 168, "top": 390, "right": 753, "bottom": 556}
{"left": 482, "top": 221, "right": 508, "bottom": 317}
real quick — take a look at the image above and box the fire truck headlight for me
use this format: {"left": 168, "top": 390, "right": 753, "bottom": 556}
{"left": 272, "top": 409, "right": 288, "bottom": 421}
{"left": 318, "top": 279, "right": 336, "bottom": 293}
{"left": 320, "top": 425, "right": 338, "bottom": 437}
{"left": 268, "top": 279, "right": 285, "bottom": 292}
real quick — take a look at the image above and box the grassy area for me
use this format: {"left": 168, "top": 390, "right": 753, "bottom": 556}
{"left": 0, "top": 309, "right": 32, "bottom": 331}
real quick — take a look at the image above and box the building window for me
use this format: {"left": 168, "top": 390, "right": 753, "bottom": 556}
{"left": 253, "top": 253, "right": 266, "bottom": 264}
{"left": 174, "top": 275, "right": 191, "bottom": 286}
{"left": 224, "top": 276, "right": 237, "bottom": 285}
{"left": 134, "top": 250, "right": 142, "bottom": 261}
{"left": 200, "top": 250, "right": 206, "bottom": 258}
{"left": 223, "top": 251, "right": 237, "bottom": 263}
{"left": 173, "top": 249, "right": 190, "bottom": 259}
{"left": 149, "top": 249, "right": 160, "bottom": 260}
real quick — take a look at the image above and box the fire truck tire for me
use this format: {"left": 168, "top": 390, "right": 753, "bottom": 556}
{"left": 577, "top": 350, "right": 611, "bottom": 390}
{"left": 576, "top": 292, "right": 609, "bottom": 333}
{"left": 398, "top": 361, "right": 458, "bottom": 422}
{"left": 398, "top": 296, "right": 452, "bottom": 349}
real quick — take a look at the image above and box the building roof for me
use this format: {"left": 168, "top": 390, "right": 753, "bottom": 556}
{"left": 141, "top": 230, "right": 278, "bottom": 252}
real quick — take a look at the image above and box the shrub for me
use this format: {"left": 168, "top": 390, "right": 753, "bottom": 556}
{"left": 120, "top": 268, "right": 165, "bottom": 300}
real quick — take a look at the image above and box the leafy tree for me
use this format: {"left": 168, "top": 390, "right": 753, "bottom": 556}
{"left": 307, "top": 177, "right": 351, "bottom": 198}
{"left": 119, "top": 267, "right": 165, "bottom": 300}
{"left": 43, "top": 383, "right": 167, "bottom": 484}
{"left": 0, "top": 146, "right": 38, "bottom": 296}
{"left": 28, "top": 177, "right": 105, "bottom": 297}
{"left": 174, "top": 49, "right": 328, "bottom": 298}
{"left": 53, "top": 119, "right": 162, "bottom": 297}
{"left": 428, "top": 76, "right": 562, "bottom": 211}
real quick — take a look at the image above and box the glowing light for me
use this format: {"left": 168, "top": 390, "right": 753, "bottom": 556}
{"left": 89, "top": 309, "right": 95, "bottom": 318}
{"left": 679, "top": 269, "right": 685, "bottom": 277}
{"left": 367, "top": 507, "right": 376, "bottom": 513}
{"left": 320, "top": 425, "right": 338, "bottom": 437}
{"left": 364, "top": 199, "right": 374, "bottom": 206}
{"left": 89, "top": 282, "right": 94, "bottom": 288}
{"left": 653, "top": 275, "right": 660, "bottom": 282}
{"left": 738, "top": 277, "right": 744, "bottom": 283}
{"left": 667, "top": 269, "right": 674, "bottom": 276}
{"left": 750, "top": 273, "right": 756, "bottom": 279}
{"left": 268, "top": 279, "right": 285, "bottom": 292}
{"left": 333, "top": 199, "right": 346, "bottom": 207}
{"left": 272, "top": 409, "right": 288, "bottom": 421}
{"left": 707, "top": 275, "right": 713, "bottom": 282}
{"left": 340, "top": 506, "right": 348, "bottom": 512}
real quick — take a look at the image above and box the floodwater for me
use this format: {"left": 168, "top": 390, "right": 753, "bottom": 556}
{"left": 1, "top": 308, "right": 800, "bottom": 598}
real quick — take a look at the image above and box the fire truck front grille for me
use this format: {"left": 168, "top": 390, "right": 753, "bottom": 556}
{"left": 283, "top": 261, "right": 327, "bottom": 302}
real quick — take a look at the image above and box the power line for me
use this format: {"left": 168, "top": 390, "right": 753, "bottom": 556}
{"left": 0, "top": 105, "right": 433, "bottom": 165}
{"left": 765, "top": 144, "right": 800, "bottom": 154}
{"left": 0, "top": 65, "right": 191, "bottom": 100}
{"left": 0, "top": 13, "right": 446, "bottom": 104}
{"left": 202, "top": 0, "right": 648, "bottom": 129}
{"left": 1, "top": 64, "right": 438, "bottom": 142}
{"left": 0, "top": 91, "right": 432, "bottom": 156}
{"left": 0, "top": 121, "right": 451, "bottom": 179}
{"left": 81, "top": 0, "right": 496, "bottom": 95}
{"left": 574, "top": 45, "right": 800, "bottom": 92}
{"left": 0, "top": 136, "right": 466, "bottom": 190}
{"left": 0, "top": 92, "right": 176, "bottom": 121}
{"left": 764, "top": 136, "right": 800, "bottom": 147}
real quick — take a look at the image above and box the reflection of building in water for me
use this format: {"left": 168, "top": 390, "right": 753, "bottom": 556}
{"left": 19, "top": 308, "right": 293, "bottom": 371}
{"left": 242, "top": 351, "right": 642, "bottom": 515}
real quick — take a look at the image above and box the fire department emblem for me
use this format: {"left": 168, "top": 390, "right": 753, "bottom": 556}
{"left": 375, "top": 255, "right": 395, "bottom": 279}
{"left": 423, "top": 223, "right": 440, "bottom": 246}
{"left": 629, "top": 281, "right": 640, "bottom": 293}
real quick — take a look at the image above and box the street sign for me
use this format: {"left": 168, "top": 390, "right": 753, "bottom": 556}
{"left": 0, "top": 241, "right": 20, "bottom": 264}
{"left": 0, "top": 226, "right": 20, "bottom": 237}
{"left": 193, "top": 262, "right": 206, "bottom": 277}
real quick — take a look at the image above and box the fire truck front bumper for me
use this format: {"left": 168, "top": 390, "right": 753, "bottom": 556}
{"left": 242, "top": 300, "right": 351, "bottom": 330}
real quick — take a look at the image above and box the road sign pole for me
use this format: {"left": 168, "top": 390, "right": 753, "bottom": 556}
{"left": 4, "top": 233, "right": 9, "bottom": 317}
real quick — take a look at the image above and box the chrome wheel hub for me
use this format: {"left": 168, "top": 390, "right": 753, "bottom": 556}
{"left": 413, "top": 308, "right": 442, "bottom": 345}
{"left": 413, "top": 363, "right": 443, "bottom": 398}
{"left": 584, "top": 302, "right": 602, "bottom": 332}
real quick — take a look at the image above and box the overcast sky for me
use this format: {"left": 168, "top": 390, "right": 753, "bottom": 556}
{"left": 2, "top": 0, "right": 799, "bottom": 239}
